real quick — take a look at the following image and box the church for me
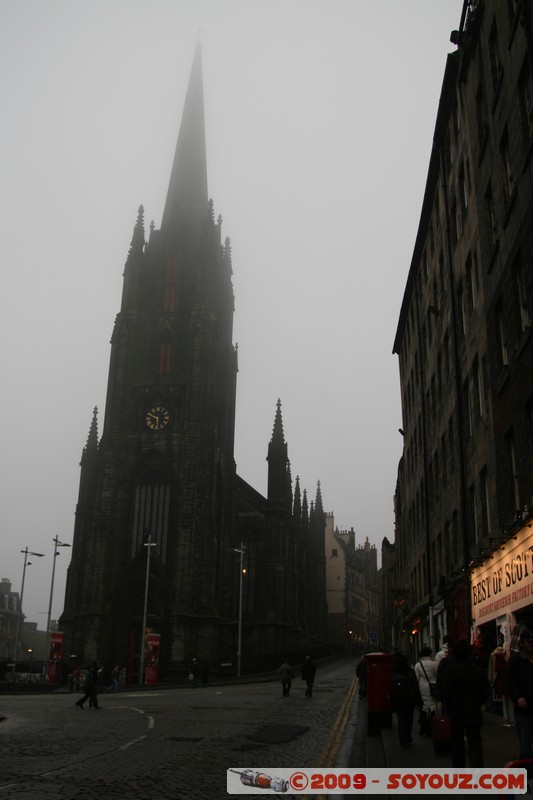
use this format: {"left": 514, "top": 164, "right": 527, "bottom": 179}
{"left": 60, "top": 45, "right": 328, "bottom": 680}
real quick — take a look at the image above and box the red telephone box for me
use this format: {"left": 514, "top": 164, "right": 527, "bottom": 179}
{"left": 144, "top": 633, "right": 160, "bottom": 685}
{"left": 48, "top": 632, "right": 65, "bottom": 683}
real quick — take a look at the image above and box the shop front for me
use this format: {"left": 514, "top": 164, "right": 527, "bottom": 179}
{"left": 470, "top": 518, "right": 533, "bottom": 718}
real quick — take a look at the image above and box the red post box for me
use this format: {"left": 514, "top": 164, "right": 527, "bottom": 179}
{"left": 365, "top": 652, "right": 392, "bottom": 735}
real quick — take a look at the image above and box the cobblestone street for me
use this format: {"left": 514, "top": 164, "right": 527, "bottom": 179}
{"left": 0, "top": 659, "right": 357, "bottom": 799}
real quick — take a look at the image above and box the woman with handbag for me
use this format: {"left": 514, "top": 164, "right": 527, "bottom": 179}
{"left": 414, "top": 646, "right": 439, "bottom": 736}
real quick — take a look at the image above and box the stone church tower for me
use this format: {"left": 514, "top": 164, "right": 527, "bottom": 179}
{"left": 61, "top": 45, "right": 328, "bottom": 678}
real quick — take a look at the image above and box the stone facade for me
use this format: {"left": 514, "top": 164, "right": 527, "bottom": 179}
{"left": 392, "top": 0, "right": 533, "bottom": 656}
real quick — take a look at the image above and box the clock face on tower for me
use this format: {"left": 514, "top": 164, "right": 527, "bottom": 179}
{"left": 145, "top": 406, "right": 170, "bottom": 431}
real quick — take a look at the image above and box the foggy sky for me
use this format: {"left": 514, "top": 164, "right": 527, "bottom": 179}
{"left": 0, "top": 0, "right": 463, "bottom": 628}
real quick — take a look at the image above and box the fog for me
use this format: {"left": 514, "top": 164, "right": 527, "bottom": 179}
{"left": 0, "top": 0, "right": 462, "bottom": 627}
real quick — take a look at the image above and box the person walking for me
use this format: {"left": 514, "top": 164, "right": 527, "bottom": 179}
{"left": 356, "top": 658, "right": 367, "bottom": 698}
{"left": 441, "top": 638, "right": 490, "bottom": 767}
{"left": 414, "top": 646, "right": 438, "bottom": 737}
{"left": 301, "top": 656, "right": 316, "bottom": 698}
{"left": 107, "top": 665, "right": 120, "bottom": 693}
{"left": 75, "top": 662, "right": 100, "bottom": 710}
{"left": 506, "top": 628, "right": 533, "bottom": 759}
{"left": 435, "top": 635, "right": 451, "bottom": 665}
{"left": 279, "top": 659, "right": 293, "bottom": 697}
{"left": 190, "top": 657, "right": 199, "bottom": 688}
{"left": 390, "top": 654, "right": 422, "bottom": 749}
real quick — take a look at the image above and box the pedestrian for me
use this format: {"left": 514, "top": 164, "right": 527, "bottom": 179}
{"left": 279, "top": 659, "right": 293, "bottom": 697}
{"left": 301, "top": 655, "right": 316, "bottom": 698}
{"left": 390, "top": 653, "right": 422, "bottom": 749}
{"left": 506, "top": 628, "right": 533, "bottom": 759}
{"left": 488, "top": 643, "right": 507, "bottom": 713}
{"left": 201, "top": 660, "right": 210, "bottom": 687}
{"left": 414, "top": 646, "right": 439, "bottom": 736}
{"left": 356, "top": 658, "right": 367, "bottom": 698}
{"left": 189, "top": 657, "right": 199, "bottom": 688}
{"left": 436, "top": 638, "right": 455, "bottom": 714}
{"left": 69, "top": 667, "right": 81, "bottom": 693}
{"left": 90, "top": 662, "right": 102, "bottom": 707}
{"left": 435, "top": 635, "right": 451, "bottom": 665}
{"left": 75, "top": 662, "right": 100, "bottom": 710}
{"left": 106, "top": 665, "right": 120, "bottom": 693}
{"left": 441, "top": 638, "right": 490, "bottom": 767}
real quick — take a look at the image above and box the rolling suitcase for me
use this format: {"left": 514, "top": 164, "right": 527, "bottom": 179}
{"left": 431, "top": 714, "right": 452, "bottom": 755}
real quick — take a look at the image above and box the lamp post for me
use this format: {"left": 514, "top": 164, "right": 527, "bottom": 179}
{"left": 139, "top": 534, "right": 157, "bottom": 687}
{"left": 231, "top": 542, "right": 245, "bottom": 679}
{"left": 44, "top": 536, "right": 70, "bottom": 677}
{"left": 13, "top": 548, "right": 44, "bottom": 663}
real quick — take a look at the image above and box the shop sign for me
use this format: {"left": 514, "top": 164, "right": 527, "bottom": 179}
{"left": 471, "top": 525, "right": 533, "bottom": 624}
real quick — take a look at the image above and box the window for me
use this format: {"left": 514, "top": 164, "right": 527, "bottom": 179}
{"left": 480, "top": 467, "right": 490, "bottom": 537}
{"left": 500, "top": 126, "right": 515, "bottom": 205}
{"left": 484, "top": 182, "right": 497, "bottom": 246}
{"left": 164, "top": 255, "right": 177, "bottom": 312}
{"left": 459, "top": 162, "right": 469, "bottom": 217}
{"left": 518, "top": 59, "right": 533, "bottom": 147}
{"left": 476, "top": 81, "right": 488, "bottom": 149}
{"left": 159, "top": 340, "right": 172, "bottom": 375}
{"left": 130, "top": 454, "right": 172, "bottom": 561}
{"left": 488, "top": 19, "right": 503, "bottom": 93}
{"left": 513, "top": 255, "right": 530, "bottom": 333}
{"left": 496, "top": 300, "right": 509, "bottom": 368}
{"left": 505, "top": 430, "right": 521, "bottom": 512}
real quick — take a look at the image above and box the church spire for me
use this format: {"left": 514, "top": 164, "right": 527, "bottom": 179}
{"left": 161, "top": 43, "right": 208, "bottom": 248}
{"left": 267, "top": 399, "right": 290, "bottom": 510}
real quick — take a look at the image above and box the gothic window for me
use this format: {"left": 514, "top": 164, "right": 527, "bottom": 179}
{"left": 159, "top": 340, "right": 172, "bottom": 375}
{"left": 163, "top": 255, "right": 177, "bottom": 312}
{"left": 130, "top": 453, "right": 172, "bottom": 561}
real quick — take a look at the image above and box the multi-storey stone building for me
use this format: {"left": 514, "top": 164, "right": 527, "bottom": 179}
{"left": 392, "top": 0, "right": 533, "bottom": 659}
{"left": 324, "top": 515, "right": 380, "bottom": 653}
{"left": 60, "top": 45, "right": 328, "bottom": 680}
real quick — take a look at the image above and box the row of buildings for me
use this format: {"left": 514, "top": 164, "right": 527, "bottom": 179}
{"left": 385, "top": 0, "right": 533, "bottom": 665}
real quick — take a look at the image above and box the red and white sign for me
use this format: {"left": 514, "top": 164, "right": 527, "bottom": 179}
{"left": 227, "top": 768, "right": 526, "bottom": 795}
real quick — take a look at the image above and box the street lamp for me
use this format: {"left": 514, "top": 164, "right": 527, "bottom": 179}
{"left": 139, "top": 533, "right": 157, "bottom": 687}
{"left": 44, "top": 536, "right": 70, "bottom": 677}
{"left": 231, "top": 542, "right": 245, "bottom": 679}
{"left": 13, "top": 548, "right": 44, "bottom": 663}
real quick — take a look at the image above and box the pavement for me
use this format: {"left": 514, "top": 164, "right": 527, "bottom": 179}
{"left": 365, "top": 705, "right": 520, "bottom": 769}
{"left": 329, "top": 693, "right": 525, "bottom": 800}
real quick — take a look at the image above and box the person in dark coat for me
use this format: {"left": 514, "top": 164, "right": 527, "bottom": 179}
{"left": 441, "top": 639, "right": 490, "bottom": 767}
{"left": 301, "top": 655, "right": 317, "bottom": 698}
{"left": 279, "top": 660, "right": 293, "bottom": 697}
{"left": 356, "top": 658, "right": 367, "bottom": 698}
{"left": 75, "top": 662, "right": 100, "bottom": 710}
{"left": 506, "top": 628, "right": 533, "bottom": 759}
{"left": 390, "top": 654, "right": 422, "bottom": 749}
{"left": 436, "top": 638, "right": 455, "bottom": 715}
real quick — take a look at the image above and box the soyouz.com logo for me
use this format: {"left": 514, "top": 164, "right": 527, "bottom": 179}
{"left": 226, "top": 767, "right": 527, "bottom": 794}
